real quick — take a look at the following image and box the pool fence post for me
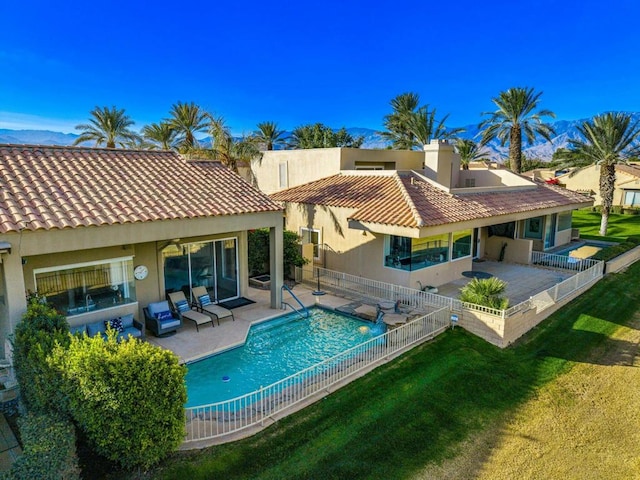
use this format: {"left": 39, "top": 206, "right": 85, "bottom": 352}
{"left": 260, "top": 386, "right": 264, "bottom": 426}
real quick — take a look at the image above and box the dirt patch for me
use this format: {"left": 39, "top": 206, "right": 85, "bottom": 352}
{"left": 414, "top": 314, "right": 640, "bottom": 480}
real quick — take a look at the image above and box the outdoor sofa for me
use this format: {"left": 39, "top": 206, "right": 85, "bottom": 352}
{"left": 69, "top": 313, "right": 143, "bottom": 340}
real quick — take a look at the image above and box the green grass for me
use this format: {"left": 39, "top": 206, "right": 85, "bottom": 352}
{"left": 571, "top": 208, "right": 640, "bottom": 242}
{"left": 141, "top": 261, "right": 640, "bottom": 480}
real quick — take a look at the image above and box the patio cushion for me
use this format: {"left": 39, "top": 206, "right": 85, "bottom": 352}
{"left": 148, "top": 301, "right": 171, "bottom": 317}
{"left": 158, "top": 318, "right": 181, "bottom": 329}
{"left": 69, "top": 324, "right": 87, "bottom": 335}
{"left": 107, "top": 318, "right": 124, "bottom": 333}
{"left": 175, "top": 300, "right": 190, "bottom": 313}
{"left": 198, "top": 294, "right": 212, "bottom": 306}
{"left": 120, "top": 313, "right": 134, "bottom": 328}
{"left": 155, "top": 310, "right": 173, "bottom": 320}
{"left": 87, "top": 321, "right": 107, "bottom": 337}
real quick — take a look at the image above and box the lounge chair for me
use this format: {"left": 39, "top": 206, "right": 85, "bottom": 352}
{"left": 167, "top": 291, "right": 214, "bottom": 332}
{"left": 191, "top": 286, "right": 235, "bottom": 326}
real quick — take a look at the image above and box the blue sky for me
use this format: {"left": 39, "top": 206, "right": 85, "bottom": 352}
{"left": 1, "top": 0, "right": 639, "bottom": 135}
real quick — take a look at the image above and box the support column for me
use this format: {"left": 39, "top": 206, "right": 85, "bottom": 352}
{"left": 1, "top": 253, "right": 27, "bottom": 356}
{"left": 269, "top": 223, "right": 283, "bottom": 309}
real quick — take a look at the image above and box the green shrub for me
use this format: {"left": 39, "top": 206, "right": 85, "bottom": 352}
{"left": 592, "top": 236, "right": 640, "bottom": 262}
{"left": 51, "top": 333, "right": 187, "bottom": 470}
{"left": 248, "top": 228, "right": 308, "bottom": 279}
{"left": 459, "top": 277, "right": 509, "bottom": 310}
{"left": 3, "top": 412, "right": 80, "bottom": 480}
{"left": 12, "top": 297, "right": 70, "bottom": 413}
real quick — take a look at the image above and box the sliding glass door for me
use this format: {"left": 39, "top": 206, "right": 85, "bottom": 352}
{"left": 162, "top": 237, "right": 238, "bottom": 303}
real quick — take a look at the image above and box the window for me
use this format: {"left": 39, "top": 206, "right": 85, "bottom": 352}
{"left": 300, "top": 227, "right": 321, "bottom": 260}
{"left": 452, "top": 229, "right": 472, "bottom": 259}
{"left": 35, "top": 257, "right": 136, "bottom": 316}
{"left": 278, "top": 162, "right": 288, "bottom": 189}
{"left": 557, "top": 211, "right": 572, "bottom": 231}
{"left": 385, "top": 234, "right": 449, "bottom": 271}
{"left": 624, "top": 190, "right": 640, "bottom": 206}
{"left": 523, "top": 217, "right": 543, "bottom": 239}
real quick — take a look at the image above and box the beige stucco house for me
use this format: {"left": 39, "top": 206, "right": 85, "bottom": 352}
{"left": 557, "top": 163, "right": 640, "bottom": 208}
{"left": 0, "top": 144, "right": 285, "bottom": 351}
{"left": 267, "top": 141, "right": 593, "bottom": 289}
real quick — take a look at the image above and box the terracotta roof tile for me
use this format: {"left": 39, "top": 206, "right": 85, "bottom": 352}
{"left": 0, "top": 144, "right": 282, "bottom": 234}
{"left": 271, "top": 171, "right": 593, "bottom": 229}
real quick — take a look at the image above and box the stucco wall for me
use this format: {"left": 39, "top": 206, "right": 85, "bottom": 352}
{"left": 606, "top": 245, "right": 640, "bottom": 273}
{"left": 485, "top": 236, "right": 532, "bottom": 264}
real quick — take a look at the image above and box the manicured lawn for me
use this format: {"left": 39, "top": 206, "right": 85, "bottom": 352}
{"left": 140, "top": 262, "right": 640, "bottom": 480}
{"left": 572, "top": 208, "right": 640, "bottom": 242}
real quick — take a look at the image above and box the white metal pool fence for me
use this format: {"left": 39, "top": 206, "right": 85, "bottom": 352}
{"left": 298, "top": 259, "right": 603, "bottom": 320}
{"left": 183, "top": 306, "right": 450, "bottom": 443}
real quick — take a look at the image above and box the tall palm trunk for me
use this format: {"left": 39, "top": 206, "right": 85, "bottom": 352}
{"left": 599, "top": 163, "right": 616, "bottom": 236}
{"left": 509, "top": 125, "right": 522, "bottom": 173}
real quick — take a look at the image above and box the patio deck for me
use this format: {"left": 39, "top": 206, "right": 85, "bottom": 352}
{"left": 435, "top": 260, "right": 573, "bottom": 304}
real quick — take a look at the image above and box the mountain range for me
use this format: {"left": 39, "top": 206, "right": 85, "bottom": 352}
{"left": 3, "top": 112, "right": 639, "bottom": 162}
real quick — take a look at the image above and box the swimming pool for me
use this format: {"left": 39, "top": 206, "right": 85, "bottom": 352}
{"left": 553, "top": 241, "right": 609, "bottom": 259}
{"left": 185, "top": 307, "right": 383, "bottom": 407}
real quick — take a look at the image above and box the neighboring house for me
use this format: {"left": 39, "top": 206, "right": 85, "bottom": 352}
{"left": 244, "top": 148, "right": 426, "bottom": 194}
{"left": 557, "top": 163, "right": 640, "bottom": 208}
{"left": 269, "top": 140, "right": 593, "bottom": 289}
{"left": 0, "top": 144, "right": 284, "bottom": 351}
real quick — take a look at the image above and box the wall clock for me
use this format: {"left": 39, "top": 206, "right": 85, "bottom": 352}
{"left": 134, "top": 265, "right": 149, "bottom": 280}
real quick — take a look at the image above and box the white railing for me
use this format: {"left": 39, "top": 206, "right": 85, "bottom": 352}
{"left": 531, "top": 251, "right": 601, "bottom": 271}
{"left": 184, "top": 306, "right": 451, "bottom": 443}
{"left": 508, "top": 260, "right": 604, "bottom": 315}
{"left": 298, "top": 266, "right": 458, "bottom": 311}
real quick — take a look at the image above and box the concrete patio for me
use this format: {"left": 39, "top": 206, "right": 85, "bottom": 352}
{"left": 435, "top": 260, "right": 573, "bottom": 304}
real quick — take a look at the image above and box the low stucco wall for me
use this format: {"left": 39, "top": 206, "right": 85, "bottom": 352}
{"left": 458, "top": 277, "right": 602, "bottom": 348}
{"left": 605, "top": 245, "right": 640, "bottom": 273}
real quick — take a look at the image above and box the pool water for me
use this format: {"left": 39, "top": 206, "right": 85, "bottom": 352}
{"left": 553, "top": 241, "right": 604, "bottom": 259}
{"left": 185, "top": 307, "right": 382, "bottom": 407}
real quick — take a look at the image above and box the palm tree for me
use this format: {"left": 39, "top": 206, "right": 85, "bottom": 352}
{"left": 73, "top": 106, "right": 139, "bottom": 148}
{"left": 557, "top": 112, "right": 640, "bottom": 236}
{"left": 479, "top": 87, "right": 556, "bottom": 173}
{"left": 455, "top": 138, "right": 490, "bottom": 170}
{"left": 168, "top": 101, "right": 209, "bottom": 152}
{"left": 141, "top": 121, "right": 178, "bottom": 150}
{"left": 407, "top": 106, "right": 464, "bottom": 148}
{"left": 253, "top": 121, "right": 286, "bottom": 150}
{"left": 380, "top": 92, "right": 421, "bottom": 150}
{"left": 208, "top": 116, "right": 259, "bottom": 173}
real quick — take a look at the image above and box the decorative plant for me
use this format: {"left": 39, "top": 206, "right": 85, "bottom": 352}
{"left": 459, "top": 277, "right": 509, "bottom": 310}
{"left": 248, "top": 229, "right": 308, "bottom": 279}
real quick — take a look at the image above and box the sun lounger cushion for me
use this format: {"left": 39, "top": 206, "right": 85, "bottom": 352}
{"left": 198, "top": 294, "right": 212, "bottom": 306}
{"left": 175, "top": 299, "right": 190, "bottom": 312}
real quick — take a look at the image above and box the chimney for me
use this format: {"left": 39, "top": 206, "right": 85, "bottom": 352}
{"left": 423, "top": 139, "right": 460, "bottom": 189}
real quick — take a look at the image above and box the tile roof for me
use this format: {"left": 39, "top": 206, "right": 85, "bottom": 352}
{"left": 271, "top": 171, "right": 592, "bottom": 229}
{"left": 616, "top": 164, "right": 640, "bottom": 178}
{"left": 0, "top": 144, "right": 282, "bottom": 234}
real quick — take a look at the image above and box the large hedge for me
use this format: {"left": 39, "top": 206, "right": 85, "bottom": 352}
{"left": 50, "top": 333, "right": 187, "bottom": 470}
{"left": 2, "top": 413, "right": 80, "bottom": 480}
{"left": 12, "top": 297, "right": 70, "bottom": 413}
